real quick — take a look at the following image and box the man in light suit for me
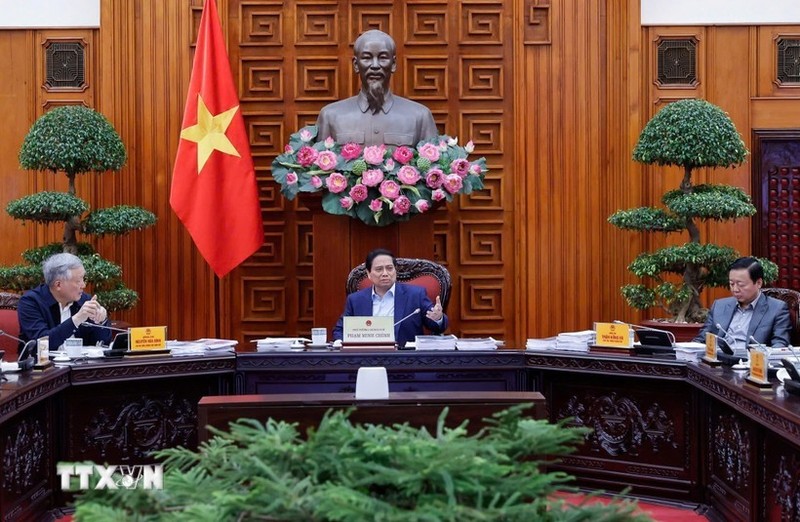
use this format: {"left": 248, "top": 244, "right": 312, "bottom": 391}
{"left": 332, "top": 248, "right": 448, "bottom": 348}
{"left": 694, "top": 257, "right": 791, "bottom": 352}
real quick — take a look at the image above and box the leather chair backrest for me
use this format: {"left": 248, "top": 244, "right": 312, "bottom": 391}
{"left": 763, "top": 287, "right": 800, "bottom": 346}
{"left": 0, "top": 292, "right": 21, "bottom": 359}
{"left": 346, "top": 258, "right": 452, "bottom": 312}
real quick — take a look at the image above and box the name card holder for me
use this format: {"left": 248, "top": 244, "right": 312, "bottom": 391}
{"left": 701, "top": 332, "right": 722, "bottom": 367}
{"left": 745, "top": 348, "right": 772, "bottom": 389}
{"left": 589, "top": 322, "right": 634, "bottom": 355}
{"left": 129, "top": 326, "right": 168, "bottom": 353}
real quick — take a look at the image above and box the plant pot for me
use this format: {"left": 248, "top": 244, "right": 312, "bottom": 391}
{"left": 640, "top": 319, "right": 703, "bottom": 343}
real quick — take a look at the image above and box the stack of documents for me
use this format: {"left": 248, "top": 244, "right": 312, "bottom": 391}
{"left": 526, "top": 337, "right": 557, "bottom": 350}
{"left": 415, "top": 335, "right": 457, "bottom": 351}
{"left": 456, "top": 337, "right": 497, "bottom": 351}
{"left": 254, "top": 338, "right": 304, "bottom": 352}
{"left": 767, "top": 346, "right": 800, "bottom": 365}
{"left": 196, "top": 338, "right": 238, "bottom": 352}
{"left": 674, "top": 341, "right": 706, "bottom": 362}
{"left": 554, "top": 330, "right": 594, "bottom": 352}
{"left": 167, "top": 341, "right": 206, "bottom": 357}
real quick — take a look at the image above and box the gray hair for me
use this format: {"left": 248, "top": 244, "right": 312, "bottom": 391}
{"left": 43, "top": 253, "right": 84, "bottom": 287}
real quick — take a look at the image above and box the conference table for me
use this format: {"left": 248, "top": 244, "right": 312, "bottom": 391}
{"left": 1, "top": 348, "right": 800, "bottom": 521}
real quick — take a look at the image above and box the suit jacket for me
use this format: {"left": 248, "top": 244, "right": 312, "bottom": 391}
{"left": 18, "top": 284, "right": 113, "bottom": 351}
{"left": 332, "top": 283, "right": 448, "bottom": 348}
{"left": 693, "top": 294, "right": 791, "bottom": 347}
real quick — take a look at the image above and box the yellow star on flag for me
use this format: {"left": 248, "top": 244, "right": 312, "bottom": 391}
{"left": 180, "top": 94, "right": 241, "bottom": 172}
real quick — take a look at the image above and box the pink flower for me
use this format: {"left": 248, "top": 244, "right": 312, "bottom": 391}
{"left": 438, "top": 140, "right": 448, "bottom": 151}
{"left": 384, "top": 158, "right": 395, "bottom": 171}
{"left": 392, "top": 196, "right": 411, "bottom": 215}
{"left": 323, "top": 137, "right": 335, "bottom": 149}
{"left": 314, "top": 150, "right": 339, "bottom": 171}
{"left": 450, "top": 158, "right": 470, "bottom": 178}
{"left": 310, "top": 176, "right": 322, "bottom": 188}
{"left": 397, "top": 165, "right": 421, "bottom": 185}
{"left": 465, "top": 140, "right": 475, "bottom": 153}
{"left": 340, "top": 196, "right": 354, "bottom": 210}
{"left": 392, "top": 146, "right": 414, "bottom": 164}
{"left": 341, "top": 142, "right": 362, "bottom": 161}
{"left": 285, "top": 172, "right": 298, "bottom": 185}
{"left": 284, "top": 145, "right": 294, "bottom": 153}
{"left": 414, "top": 199, "right": 430, "bottom": 213}
{"left": 325, "top": 172, "right": 348, "bottom": 193}
{"left": 369, "top": 199, "right": 383, "bottom": 212}
{"left": 362, "top": 169, "right": 384, "bottom": 187}
{"left": 379, "top": 180, "right": 401, "bottom": 200}
{"left": 432, "top": 189, "right": 447, "bottom": 201}
{"left": 469, "top": 163, "right": 482, "bottom": 176}
{"left": 443, "top": 174, "right": 463, "bottom": 194}
{"left": 349, "top": 183, "right": 368, "bottom": 202}
{"left": 296, "top": 146, "right": 319, "bottom": 167}
{"left": 417, "top": 143, "right": 440, "bottom": 162}
{"left": 425, "top": 168, "right": 445, "bottom": 189}
{"left": 363, "top": 144, "right": 386, "bottom": 165}
{"left": 299, "top": 129, "right": 313, "bottom": 142}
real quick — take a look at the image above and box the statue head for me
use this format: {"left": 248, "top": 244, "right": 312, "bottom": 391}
{"left": 352, "top": 30, "right": 397, "bottom": 114}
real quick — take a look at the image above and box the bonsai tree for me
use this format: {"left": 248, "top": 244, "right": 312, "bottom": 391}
{"left": 0, "top": 106, "right": 156, "bottom": 311}
{"left": 609, "top": 99, "right": 776, "bottom": 323}
{"left": 68, "top": 406, "right": 648, "bottom": 521}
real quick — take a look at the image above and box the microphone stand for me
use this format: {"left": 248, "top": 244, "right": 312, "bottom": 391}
{"left": 0, "top": 330, "right": 37, "bottom": 372}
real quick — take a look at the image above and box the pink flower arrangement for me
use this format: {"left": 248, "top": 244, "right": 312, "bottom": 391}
{"left": 272, "top": 126, "right": 487, "bottom": 226}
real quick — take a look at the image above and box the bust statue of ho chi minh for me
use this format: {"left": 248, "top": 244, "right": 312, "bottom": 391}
{"left": 316, "top": 30, "right": 438, "bottom": 147}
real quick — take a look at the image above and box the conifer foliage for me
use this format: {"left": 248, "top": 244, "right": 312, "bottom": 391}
{"left": 72, "top": 406, "right": 649, "bottom": 521}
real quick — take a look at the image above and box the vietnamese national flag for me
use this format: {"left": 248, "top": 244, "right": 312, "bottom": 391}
{"left": 170, "top": 0, "right": 263, "bottom": 278}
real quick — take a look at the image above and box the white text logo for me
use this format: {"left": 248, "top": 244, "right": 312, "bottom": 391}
{"left": 57, "top": 464, "right": 164, "bottom": 490}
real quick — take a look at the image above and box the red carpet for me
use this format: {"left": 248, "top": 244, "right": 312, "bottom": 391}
{"left": 553, "top": 492, "right": 709, "bottom": 521}
{"left": 56, "top": 494, "right": 707, "bottom": 521}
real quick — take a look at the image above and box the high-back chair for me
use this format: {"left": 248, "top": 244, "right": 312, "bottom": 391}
{"left": 0, "top": 292, "right": 21, "bottom": 360}
{"left": 762, "top": 287, "right": 800, "bottom": 346}
{"left": 345, "top": 258, "right": 452, "bottom": 312}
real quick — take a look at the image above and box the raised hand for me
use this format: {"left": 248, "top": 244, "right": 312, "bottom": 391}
{"left": 426, "top": 295, "right": 443, "bottom": 322}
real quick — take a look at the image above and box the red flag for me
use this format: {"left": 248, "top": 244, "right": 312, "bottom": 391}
{"left": 170, "top": 0, "right": 263, "bottom": 278}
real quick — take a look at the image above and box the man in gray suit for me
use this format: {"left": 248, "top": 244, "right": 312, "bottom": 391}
{"left": 694, "top": 257, "right": 791, "bottom": 352}
{"left": 316, "top": 30, "right": 438, "bottom": 147}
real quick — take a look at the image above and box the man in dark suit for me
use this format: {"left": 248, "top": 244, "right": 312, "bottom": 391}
{"left": 332, "top": 248, "right": 448, "bottom": 348}
{"left": 694, "top": 257, "right": 791, "bottom": 352}
{"left": 18, "top": 252, "right": 113, "bottom": 350}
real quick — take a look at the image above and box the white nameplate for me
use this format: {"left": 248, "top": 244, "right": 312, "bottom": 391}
{"left": 343, "top": 316, "right": 395, "bottom": 345}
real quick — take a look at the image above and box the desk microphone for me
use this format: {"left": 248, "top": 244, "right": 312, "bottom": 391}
{"left": 394, "top": 308, "right": 421, "bottom": 327}
{"left": 612, "top": 320, "right": 676, "bottom": 344}
{"left": 0, "top": 329, "right": 37, "bottom": 363}
{"left": 80, "top": 322, "right": 128, "bottom": 333}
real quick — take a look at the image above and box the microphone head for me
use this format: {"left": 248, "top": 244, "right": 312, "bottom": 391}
{"left": 414, "top": 308, "right": 421, "bottom": 313}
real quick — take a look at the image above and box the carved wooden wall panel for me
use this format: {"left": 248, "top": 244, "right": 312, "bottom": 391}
{"left": 224, "top": 0, "right": 515, "bottom": 342}
{"left": 2, "top": 2, "right": 800, "bottom": 345}
{"left": 752, "top": 131, "right": 800, "bottom": 290}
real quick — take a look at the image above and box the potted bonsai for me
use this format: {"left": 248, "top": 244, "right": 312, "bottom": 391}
{"left": 0, "top": 106, "right": 156, "bottom": 312}
{"left": 609, "top": 99, "right": 776, "bottom": 332}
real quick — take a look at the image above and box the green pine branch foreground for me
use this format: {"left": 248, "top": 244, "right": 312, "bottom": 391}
{"left": 71, "top": 406, "right": 651, "bottom": 522}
